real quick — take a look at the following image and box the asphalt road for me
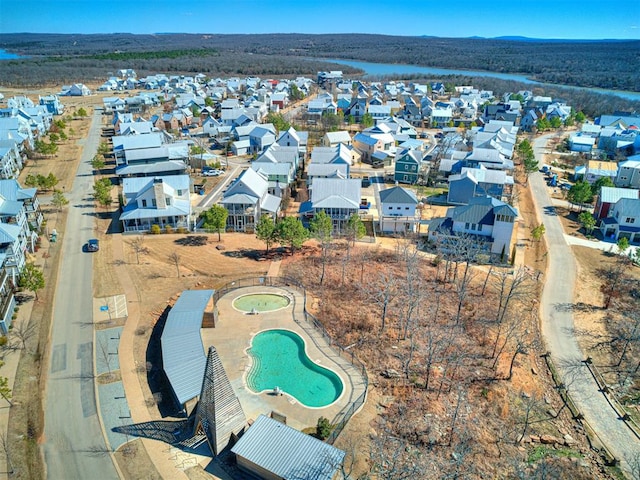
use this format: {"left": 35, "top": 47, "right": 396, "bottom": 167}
{"left": 42, "top": 108, "right": 119, "bottom": 479}
{"left": 530, "top": 135, "right": 640, "bottom": 474}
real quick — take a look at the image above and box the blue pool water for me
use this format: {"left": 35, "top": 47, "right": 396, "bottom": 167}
{"left": 233, "top": 293, "right": 290, "bottom": 312}
{"left": 247, "top": 329, "right": 343, "bottom": 407}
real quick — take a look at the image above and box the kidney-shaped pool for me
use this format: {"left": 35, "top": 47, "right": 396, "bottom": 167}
{"left": 246, "top": 329, "right": 344, "bottom": 408}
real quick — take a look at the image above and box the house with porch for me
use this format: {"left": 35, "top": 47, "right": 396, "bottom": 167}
{"left": 0, "top": 260, "right": 16, "bottom": 334}
{"left": 309, "top": 144, "right": 355, "bottom": 177}
{"left": 120, "top": 175, "right": 192, "bottom": 232}
{"left": 221, "top": 169, "right": 281, "bottom": 232}
{"left": 276, "top": 126, "right": 308, "bottom": 159}
{"left": 428, "top": 195, "right": 518, "bottom": 259}
{"left": 0, "top": 179, "right": 43, "bottom": 232}
{"left": 599, "top": 197, "right": 640, "bottom": 244}
{"left": 0, "top": 223, "right": 28, "bottom": 285}
{"left": 299, "top": 178, "right": 361, "bottom": 234}
{"left": 378, "top": 186, "right": 419, "bottom": 234}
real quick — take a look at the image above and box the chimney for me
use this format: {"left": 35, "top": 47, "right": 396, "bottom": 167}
{"left": 153, "top": 178, "right": 167, "bottom": 209}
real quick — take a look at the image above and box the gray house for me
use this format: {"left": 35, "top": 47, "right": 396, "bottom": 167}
{"left": 221, "top": 169, "right": 281, "bottom": 232}
{"left": 300, "top": 177, "right": 361, "bottom": 233}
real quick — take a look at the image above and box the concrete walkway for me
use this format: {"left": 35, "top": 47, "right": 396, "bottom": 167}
{"left": 530, "top": 135, "right": 640, "bottom": 475}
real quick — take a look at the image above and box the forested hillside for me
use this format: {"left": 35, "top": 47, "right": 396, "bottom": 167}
{"left": 0, "top": 33, "right": 637, "bottom": 92}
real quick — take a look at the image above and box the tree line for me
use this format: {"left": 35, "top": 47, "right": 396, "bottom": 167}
{"left": 1, "top": 33, "right": 637, "bottom": 92}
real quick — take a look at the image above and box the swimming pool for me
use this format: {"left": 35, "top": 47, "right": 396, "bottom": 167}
{"left": 246, "top": 329, "right": 343, "bottom": 408}
{"left": 233, "top": 293, "right": 290, "bottom": 313}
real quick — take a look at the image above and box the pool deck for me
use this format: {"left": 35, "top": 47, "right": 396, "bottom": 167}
{"left": 201, "top": 285, "right": 367, "bottom": 432}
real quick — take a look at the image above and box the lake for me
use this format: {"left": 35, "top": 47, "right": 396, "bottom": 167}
{"left": 325, "top": 58, "right": 640, "bottom": 102}
{"left": 0, "top": 49, "right": 23, "bottom": 60}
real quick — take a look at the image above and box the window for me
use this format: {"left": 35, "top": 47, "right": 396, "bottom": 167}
{"left": 177, "top": 189, "right": 183, "bottom": 196}
{"left": 625, "top": 217, "right": 635, "bottom": 224}
{"left": 141, "top": 199, "right": 147, "bottom": 207}
{"left": 465, "top": 222, "right": 470, "bottom": 229}
{"left": 166, "top": 197, "right": 171, "bottom": 206}
{"left": 152, "top": 199, "right": 157, "bottom": 207}
{"left": 405, "top": 164, "right": 409, "bottom": 170}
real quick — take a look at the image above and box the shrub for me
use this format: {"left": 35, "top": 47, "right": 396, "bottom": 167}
{"left": 176, "top": 227, "right": 188, "bottom": 234}
{"left": 316, "top": 416, "right": 332, "bottom": 440}
{"left": 164, "top": 225, "right": 174, "bottom": 234}
{"left": 0, "top": 336, "right": 7, "bottom": 347}
{"left": 150, "top": 224, "right": 161, "bottom": 234}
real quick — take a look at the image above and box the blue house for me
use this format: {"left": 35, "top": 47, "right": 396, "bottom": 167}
{"left": 394, "top": 148, "right": 423, "bottom": 184}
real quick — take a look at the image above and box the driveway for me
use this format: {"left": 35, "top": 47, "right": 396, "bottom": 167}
{"left": 530, "top": 135, "right": 640, "bottom": 474}
{"left": 42, "top": 108, "right": 119, "bottom": 479}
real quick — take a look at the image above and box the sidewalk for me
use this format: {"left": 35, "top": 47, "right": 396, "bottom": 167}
{"left": 0, "top": 208, "right": 63, "bottom": 479}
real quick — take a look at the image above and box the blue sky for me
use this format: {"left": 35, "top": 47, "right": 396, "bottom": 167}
{"left": 2, "top": 0, "right": 639, "bottom": 40}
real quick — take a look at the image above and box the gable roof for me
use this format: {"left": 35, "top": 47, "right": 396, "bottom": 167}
{"left": 450, "top": 195, "right": 517, "bottom": 225}
{"left": 231, "top": 415, "right": 344, "bottom": 480}
{"left": 379, "top": 186, "right": 418, "bottom": 204}
{"left": 161, "top": 290, "right": 214, "bottom": 405}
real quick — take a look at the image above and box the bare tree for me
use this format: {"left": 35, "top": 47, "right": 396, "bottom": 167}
{"left": 361, "top": 270, "right": 400, "bottom": 334}
{"left": 130, "top": 236, "right": 148, "bottom": 264}
{"left": 10, "top": 319, "right": 36, "bottom": 351}
{"left": 97, "top": 336, "right": 113, "bottom": 374}
{"left": 169, "top": 251, "right": 181, "bottom": 277}
{"left": 490, "top": 267, "right": 531, "bottom": 359}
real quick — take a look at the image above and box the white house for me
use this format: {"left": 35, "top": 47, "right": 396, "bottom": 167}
{"left": 120, "top": 175, "right": 192, "bottom": 232}
{"left": 378, "top": 186, "right": 419, "bottom": 234}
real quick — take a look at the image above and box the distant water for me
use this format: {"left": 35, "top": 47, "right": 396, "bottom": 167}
{"left": 0, "top": 49, "right": 22, "bottom": 60}
{"left": 324, "top": 58, "right": 640, "bottom": 102}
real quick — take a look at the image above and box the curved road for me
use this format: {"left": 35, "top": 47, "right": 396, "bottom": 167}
{"left": 42, "top": 108, "right": 119, "bottom": 479}
{"left": 530, "top": 135, "right": 640, "bottom": 475}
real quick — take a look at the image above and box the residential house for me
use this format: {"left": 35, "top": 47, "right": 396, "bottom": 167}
{"left": 599, "top": 197, "right": 640, "bottom": 243}
{"left": 60, "top": 83, "right": 91, "bottom": 96}
{"left": 447, "top": 167, "right": 513, "bottom": 205}
{"left": 594, "top": 186, "right": 639, "bottom": 219}
{"left": 568, "top": 133, "right": 596, "bottom": 153}
{"left": 299, "top": 178, "right": 361, "bottom": 233}
{"left": 113, "top": 132, "right": 189, "bottom": 179}
{"left": 120, "top": 175, "right": 192, "bottom": 232}
{"left": 231, "top": 415, "right": 345, "bottom": 480}
{"left": 276, "top": 127, "right": 308, "bottom": 159}
{"left": 306, "top": 163, "right": 349, "bottom": 186}
{"left": 0, "top": 140, "right": 23, "bottom": 179}
{"left": 379, "top": 186, "right": 419, "bottom": 234}
{"left": 615, "top": 157, "right": 640, "bottom": 188}
{"left": 0, "top": 222, "right": 28, "bottom": 284}
{"left": 221, "top": 169, "right": 281, "bottom": 232}
{"left": 38, "top": 95, "right": 64, "bottom": 115}
{"left": 0, "top": 260, "right": 15, "bottom": 334}
{"left": 581, "top": 160, "right": 618, "bottom": 184}
{"left": 249, "top": 126, "right": 276, "bottom": 154}
{"left": 394, "top": 148, "right": 423, "bottom": 184}
{"left": 322, "top": 131, "right": 352, "bottom": 148}
{"left": 0, "top": 179, "right": 43, "bottom": 232}
{"left": 428, "top": 195, "right": 518, "bottom": 258}
{"left": 309, "top": 144, "right": 355, "bottom": 177}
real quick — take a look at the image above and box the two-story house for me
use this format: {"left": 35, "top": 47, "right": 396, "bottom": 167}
{"left": 221, "top": 169, "right": 281, "bottom": 232}
{"left": 447, "top": 167, "right": 513, "bottom": 205}
{"left": 299, "top": 178, "right": 361, "bottom": 233}
{"left": 428, "top": 195, "right": 518, "bottom": 259}
{"left": 394, "top": 148, "right": 423, "bottom": 184}
{"left": 599, "top": 197, "right": 640, "bottom": 244}
{"left": 378, "top": 186, "right": 419, "bottom": 234}
{"left": 120, "top": 175, "right": 192, "bottom": 232}
{"left": 615, "top": 157, "right": 640, "bottom": 188}
{"left": 0, "top": 179, "right": 43, "bottom": 233}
